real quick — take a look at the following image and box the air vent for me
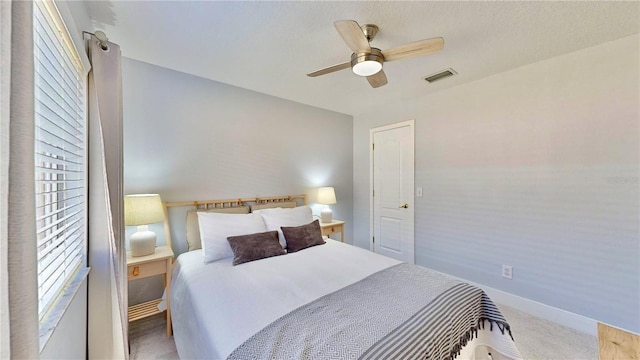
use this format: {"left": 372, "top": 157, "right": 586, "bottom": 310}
{"left": 423, "top": 68, "right": 457, "bottom": 83}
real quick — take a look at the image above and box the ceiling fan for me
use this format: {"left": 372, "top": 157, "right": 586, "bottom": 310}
{"left": 307, "top": 20, "right": 444, "bottom": 88}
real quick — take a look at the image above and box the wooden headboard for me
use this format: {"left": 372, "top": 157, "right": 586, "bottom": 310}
{"left": 161, "top": 194, "right": 307, "bottom": 250}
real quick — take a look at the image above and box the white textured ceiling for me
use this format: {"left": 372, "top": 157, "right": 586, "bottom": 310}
{"left": 85, "top": 1, "right": 639, "bottom": 116}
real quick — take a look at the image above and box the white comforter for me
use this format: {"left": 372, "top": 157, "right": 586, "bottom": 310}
{"left": 171, "top": 239, "right": 400, "bottom": 359}
{"left": 170, "top": 239, "right": 521, "bottom": 360}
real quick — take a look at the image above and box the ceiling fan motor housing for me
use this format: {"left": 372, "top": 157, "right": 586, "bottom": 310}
{"left": 351, "top": 48, "right": 384, "bottom": 76}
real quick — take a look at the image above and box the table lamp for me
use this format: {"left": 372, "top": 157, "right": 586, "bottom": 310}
{"left": 125, "top": 194, "right": 165, "bottom": 257}
{"left": 317, "top": 187, "right": 337, "bottom": 223}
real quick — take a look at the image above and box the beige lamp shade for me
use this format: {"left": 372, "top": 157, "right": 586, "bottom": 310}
{"left": 125, "top": 194, "right": 164, "bottom": 257}
{"left": 317, "top": 187, "right": 337, "bottom": 223}
{"left": 124, "top": 194, "right": 164, "bottom": 226}
{"left": 317, "top": 187, "right": 337, "bottom": 205}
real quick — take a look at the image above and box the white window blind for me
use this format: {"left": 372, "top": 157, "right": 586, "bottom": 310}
{"left": 33, "top": 0, "right": 87, "bottom": 320}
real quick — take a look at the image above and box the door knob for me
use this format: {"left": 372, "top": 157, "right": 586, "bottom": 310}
{"left": 399, "top": 203, "right": 408, "bottom": 209}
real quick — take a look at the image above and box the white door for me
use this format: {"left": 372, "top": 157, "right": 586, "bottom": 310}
{"left": 370, "top": 120, "right": 414, "bottom": 263}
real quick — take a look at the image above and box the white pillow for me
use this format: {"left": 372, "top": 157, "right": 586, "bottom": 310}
{"left": 254, "top": 206, "right": 314, "bottom": 248}
{"left": 197, "top": 212, "right": 267, "bottom": 263}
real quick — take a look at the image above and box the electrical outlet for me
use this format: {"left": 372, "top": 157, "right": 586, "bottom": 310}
{"left": 416, "top": 187, "right": 423, "bottom": 197}
{"left": 502, "top": 265, "right": 513, "bottom": 279}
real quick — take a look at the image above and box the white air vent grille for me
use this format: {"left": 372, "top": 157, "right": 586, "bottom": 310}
{"left": 423, "top": 68, "right": 457, "bottom": 83}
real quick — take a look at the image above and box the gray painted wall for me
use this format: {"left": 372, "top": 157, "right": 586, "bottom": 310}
{"left": 122, "top": 58, "right": 353, "bottom": 304}
{"left": 353, "top": 35, "right": 639, "bottom": 332}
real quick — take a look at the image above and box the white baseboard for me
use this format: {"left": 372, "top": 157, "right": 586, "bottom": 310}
{"left": 475, "top": 283, "right": 598, "bottom": 337}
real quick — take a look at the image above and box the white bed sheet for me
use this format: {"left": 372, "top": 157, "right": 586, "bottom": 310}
{"left": 171, "top": 239, "right": 521, "bottom": 360}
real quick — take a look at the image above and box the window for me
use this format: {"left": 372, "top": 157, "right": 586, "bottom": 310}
{"left": 33, "top": 0, "right": 87, "bottom": 321}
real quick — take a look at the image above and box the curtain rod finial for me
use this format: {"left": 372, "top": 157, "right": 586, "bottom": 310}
{"left": 94, "top": 30, "right": 108, "bottom": 42}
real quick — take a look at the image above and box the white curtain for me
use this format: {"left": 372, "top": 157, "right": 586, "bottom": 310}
{"left": 0, "top": 1, "right": 39, "bottom": 359}
{"left": 87, "top": 35, "right": 128, "bottom": 359}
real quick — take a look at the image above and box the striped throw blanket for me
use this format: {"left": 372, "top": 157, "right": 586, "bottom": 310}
{"left": 228, "top": 263, "right": 513, "bottom": 360}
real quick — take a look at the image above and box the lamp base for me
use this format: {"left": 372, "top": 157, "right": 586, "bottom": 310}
{"left": 320, "top": 206, "right": 333, "bottom": 223}
{"left": 130, "top": 225, "right": 156, "bottom": 257}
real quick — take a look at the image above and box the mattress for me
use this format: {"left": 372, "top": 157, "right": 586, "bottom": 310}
{"left": 170, "top": 239, "right": 521, "bottom": 360}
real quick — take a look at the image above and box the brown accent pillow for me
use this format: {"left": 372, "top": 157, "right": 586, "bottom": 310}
{"left": 227, "top": 231, "right": 286, "bottom": 266}
{"left": 281, "top": 220, "right": 326, "bottom": 253}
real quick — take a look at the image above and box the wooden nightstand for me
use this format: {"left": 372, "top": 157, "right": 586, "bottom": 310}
{"left": 127, "top": 245, "right": 174, "bottom": 336}
{"left": 598, "top": 323, "right": 640, "bottom": 359}
{"left": 320, "top": 220, "right": 345, "bottom": 242}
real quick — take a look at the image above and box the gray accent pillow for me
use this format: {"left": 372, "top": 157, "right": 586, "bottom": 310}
{"left": 186, "top": 206, "right": 250, "bottom": 251}
{"left": 280, "top": 220, "right": 326, "bottom": 253}
{"left": 250, "top": 201, "right": 297, "bottom": 212}
{"left": 227, "top": 230, "right": 286, "bottom": 266}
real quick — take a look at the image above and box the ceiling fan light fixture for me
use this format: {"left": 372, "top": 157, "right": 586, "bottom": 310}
{"left": 351, "top": 48, "right": 384, "bottom": 77}
{"left": 352, "top": 61, "right": 382, "bottom": 76}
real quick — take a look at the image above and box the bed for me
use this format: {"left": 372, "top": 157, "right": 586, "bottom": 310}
{"left": 164, "top": 195, "right": 522, "bottom": 360}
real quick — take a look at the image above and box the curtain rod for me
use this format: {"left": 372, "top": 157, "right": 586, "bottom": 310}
{"left": 82, "top": 30, "right": 109, "bottom": 50}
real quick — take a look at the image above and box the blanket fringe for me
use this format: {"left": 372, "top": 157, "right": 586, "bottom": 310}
{"left": 448, "top": 318, "right": 514, "bottom": 360}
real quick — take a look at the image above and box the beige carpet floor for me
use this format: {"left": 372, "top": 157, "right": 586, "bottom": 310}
{"left": 498, "top": 304, "right": 597, "bottom": 359}
{"left": 129, "top": 314, "right": 179, "bottom": 360}
{"left": 129, "top": 303, "right": 598, "bottom": 359}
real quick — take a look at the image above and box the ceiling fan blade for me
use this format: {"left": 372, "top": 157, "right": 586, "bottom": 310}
{"left": 382, "top": 37, "right": 444, "bottom": 62}
{"left": 367, "top": 69, "right": 388, "bottom": 88}
{"left": 334, "top": 20, "right": 371, "bottom": 53}
{"left": 307, "top": 62, "right": 351, "bottom": 77}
